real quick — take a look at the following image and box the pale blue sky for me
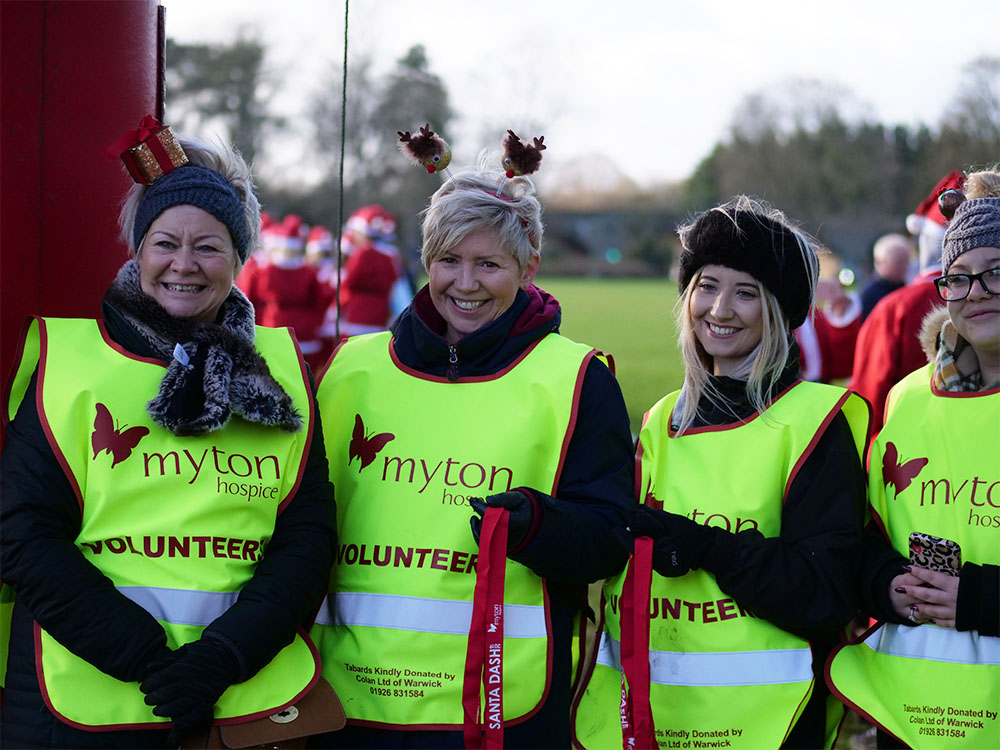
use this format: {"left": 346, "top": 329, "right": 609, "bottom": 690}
{"left": 163, "top": 0, "right": 1000, "bottom": 189}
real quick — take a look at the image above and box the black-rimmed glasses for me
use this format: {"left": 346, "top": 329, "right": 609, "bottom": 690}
{"left": 934, "top": 267, "right": 1000, "bottom": 301}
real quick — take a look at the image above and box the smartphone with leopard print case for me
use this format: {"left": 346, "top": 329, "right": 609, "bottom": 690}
{"left": 908, "top": 532, "right": 962, "bottom": 576}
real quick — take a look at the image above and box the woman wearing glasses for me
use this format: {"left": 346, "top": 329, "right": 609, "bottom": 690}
{"left": 827, "top": 169, "right": 1000, "bottom": 749}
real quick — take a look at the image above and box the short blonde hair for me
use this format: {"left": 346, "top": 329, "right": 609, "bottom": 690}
{"left": 420, "top": 151, "right": 542, "bottom": 273}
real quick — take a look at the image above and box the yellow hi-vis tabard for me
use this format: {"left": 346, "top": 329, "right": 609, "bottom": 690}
{"left": 573, "top": 381, "right": 869, "bottom": 750}
{"left": 828, "top": 365, "right": 1000, "bottom": 749}
{"left": 310, "top": 330, "right": 598, "bottom": 729}
{"left": 9, "top": 317, "right": 319, "bottom": 730}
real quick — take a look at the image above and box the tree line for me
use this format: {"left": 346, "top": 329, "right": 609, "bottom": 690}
{"left": 165, "top": 34, "right": 999, "bottom": 276}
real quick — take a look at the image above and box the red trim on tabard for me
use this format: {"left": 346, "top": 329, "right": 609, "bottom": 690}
{"left": 388, "top": 336, "right": 545, "bottom": 383}
{"left": 2, "top": 316, "right": 36, "bottom": 432}
{"left": 34, "top": 620, "right": 168, "bottom": 732}
{"left": 214, "top": 627, "right": 322, "bottom": 726}
{"left": 463, "top": 507, "right": 509, "bottom": 749}
{"left": 34, "top": 622, "right": 321, "bottom": 731}
{"left": 824, "top": 621, "right": 907, "bottom": 747}
{"left": 666, "top": 380, "right": 799, "bottom": 438}
{"left": 618, "top": 538, "right": 655, "bottom": 750}
{"left": 569, "top": 588, "right": 609, "bottom": 750}
{"left": 782, "top": 390, "right": 850, "bottom": 502}
{"left": 594, "top": 349, "right": 616, "bottom": 377}
{"left": 570, "top": 607, "right": 589, "bottom": 695}
{"left": 931, "top": 379, "right": 1000, "bottom": 398}
{"left": 34, "top": 319, "right": 85, "bottom": 514}
{"left": 276, "top": 331, "right": 315, "bottom": 516}
{"left": 97, "top": 319, "right": 168, "bottom": 366}
{"left": 315, "top": 335, "right": 350, "bottom": 385}
{"left": 552, "top": 349, "right": 596, "bottom": 493}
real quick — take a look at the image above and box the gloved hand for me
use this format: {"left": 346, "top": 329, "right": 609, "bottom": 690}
{"left": 140, "top": 636, "right": 243, "bottom": 745}
{"left": 469, "top": 490, "right": 534, "bottom": 551}
{"left": 626, "top": 504, "right": 720, "bottom": 577}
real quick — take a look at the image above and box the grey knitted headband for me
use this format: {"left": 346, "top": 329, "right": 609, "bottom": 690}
{"left": 133, "top": 165, "right": 250, "bottom": 262}
{"left": 942, "top": 197, "right": 1000, "bottom": 272}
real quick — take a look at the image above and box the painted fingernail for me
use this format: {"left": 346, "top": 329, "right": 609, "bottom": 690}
{"left": 895, "top": 587, "right": 907, "bottom": 594}
{"left": 902, "top": 565, "right": 912, "bottom": 572}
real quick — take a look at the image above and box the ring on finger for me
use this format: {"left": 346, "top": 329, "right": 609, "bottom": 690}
{"left": 908, "top": 606, "right": 918, "bottom": 623}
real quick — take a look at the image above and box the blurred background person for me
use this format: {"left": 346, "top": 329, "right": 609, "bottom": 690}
{"left": 850, "top": 170, "right": 965, "bottom": 430}
{"left": 337, "top": 204, "right": 404, "bottom": 340}
{"left": 798, "top": 276, "right": 862, "bottom": 384}
{"left": 253, "top": 219, "right": 334, "bottom": 373}
{"left": 859, "top": 233, "right": 913, "bottom": 321}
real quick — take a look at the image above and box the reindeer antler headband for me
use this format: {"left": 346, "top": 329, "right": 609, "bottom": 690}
{"left": 396, "top": 123, "right": 547, "bottom": 194}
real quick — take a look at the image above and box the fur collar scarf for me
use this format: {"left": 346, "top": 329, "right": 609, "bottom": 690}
{"left": 920, "top": 306, "right": 1000, "bottom": 392}
{"left": 104, "top": 260, "right": 302, "bottom": 436}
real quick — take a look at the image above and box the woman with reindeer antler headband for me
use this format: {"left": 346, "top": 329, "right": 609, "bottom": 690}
{"left": 828, "top": 168, "right": 1000, "bottom": 749}
{"left": 0, "top": 117, "right": 342, "bottom": 748}
{"left": 307, "top": 126, "right": 635, "bottom": 748}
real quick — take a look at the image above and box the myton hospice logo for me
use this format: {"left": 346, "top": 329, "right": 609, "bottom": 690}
{"left": 348, "top": 413, "right": 395, "bottom": 472}
{"left": 883, "top": 441, "right": 929, "bottom": 498}
{"left": 91, "top": 402, "right": 149, "bottom": 468}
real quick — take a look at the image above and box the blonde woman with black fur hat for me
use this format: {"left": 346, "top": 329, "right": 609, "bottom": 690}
{"left": 828, "top": 170, "right": 1000, "bottom": 749}
{"left": 573, "top": 195, "right": 870, "bottom": 750}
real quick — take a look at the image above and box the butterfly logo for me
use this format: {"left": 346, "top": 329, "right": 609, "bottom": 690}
{"left": 883, "top": 441, "right": 929, "bottom": 498}
{"left": 348, "top": 413, "right": 395, "bottom": 472}
{"left": 91, "top": 403, "right": 150, "bottom": 468}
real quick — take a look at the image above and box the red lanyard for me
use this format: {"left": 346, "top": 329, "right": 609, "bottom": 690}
{"left": 619, "top": 536, "right": 656, "bottom": 749}
{"left": 462, "top": 506, "right": 509, "bottom": 749}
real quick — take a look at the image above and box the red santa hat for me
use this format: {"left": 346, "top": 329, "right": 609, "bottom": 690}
{"left": 906, "top": 170, "right": 965, "bottom": 271}
{"left": 346, "top": 205, "right": 397, "bottom": 243}
{"left": 305, "top": 225, "right": 335, "bottom": 257}
{"left": 906, "top": 171, "right": 965, "bottom": 236}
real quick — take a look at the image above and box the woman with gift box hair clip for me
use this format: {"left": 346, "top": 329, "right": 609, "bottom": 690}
{"left": 572, "top": 195, "right": 871, "bottom": 750}
{"left": 307, "top": 128, "right": 635, "bottom": 749}
{"left": 828, "top": 169, "right": 1000, "bottom": 750}
{"left": 0, "top": 117, "right": 343, "bottom": 748}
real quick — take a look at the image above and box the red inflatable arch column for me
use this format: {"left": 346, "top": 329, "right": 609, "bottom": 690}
{"left": 0, "top": 0, "right": 164, "bottom": 438}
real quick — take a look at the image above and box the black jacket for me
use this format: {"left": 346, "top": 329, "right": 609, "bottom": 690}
{"left": 315, "top": 284, "right": 635, "bottom": 750}
{"left": 677, "top": 355, "right": 868, "bottom": 749}
{"left": 0, "top": 304, "right": 336, "bottom": 749}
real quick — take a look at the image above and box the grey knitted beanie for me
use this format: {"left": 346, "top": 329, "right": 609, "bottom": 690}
{"left": 133, "top": 165, "right": 251, "bottom": 261}
{"left": 942, "top": 197, "right": 1000, "bottom": 272}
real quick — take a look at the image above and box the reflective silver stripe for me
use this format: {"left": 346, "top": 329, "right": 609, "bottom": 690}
{"left": 118, "top": 586, "right": 238, "bottom": 626}
{"left": 314, "top": 592, "right": 546, "bottom": 638}
{"left": 865, "top": 623, "right": 1000, "bottom": 666}
{"left": 596, "top": 632, "right": 812, "bottom": 687}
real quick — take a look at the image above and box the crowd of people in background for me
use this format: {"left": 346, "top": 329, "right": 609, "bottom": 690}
{"left": 236, "top": 206, "right": 414, "bottom": 372}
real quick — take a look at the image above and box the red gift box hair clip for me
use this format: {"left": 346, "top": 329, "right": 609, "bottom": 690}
{"left": 106, "top": 115, "right": 189, "bottom": 185}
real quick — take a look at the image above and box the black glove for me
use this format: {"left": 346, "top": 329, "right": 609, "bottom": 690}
{"left": 469, "top": 490, "right": 534, "bottom": 551}
{"left": 627, "top": 504, "right": 720, "bottom": 577}
{"left": 140, "top": 636, "right": 243, "bottom": 744}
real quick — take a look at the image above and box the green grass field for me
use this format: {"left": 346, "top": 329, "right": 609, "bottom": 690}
{"left": 535, "top": 275, "right": 684, "bottom": 435}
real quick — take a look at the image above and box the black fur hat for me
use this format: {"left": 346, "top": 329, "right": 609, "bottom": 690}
{"left": 677, "top": 201, "right": 818, "bottom": 329}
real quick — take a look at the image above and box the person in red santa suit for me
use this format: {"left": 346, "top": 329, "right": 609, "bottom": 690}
{"left": 305, "top": 224, "right": 341, "bottom": 367}
{"left": 849, "top": 170, "right": 964, "bottom": 429}
{"left": 253, "top": 221, "right": 334, "bottom": 373}
{"left": 797, "top": 277, "right": 863, "bottom": 384}
{"left": 235, "top": 210, "right": 275, "bottom": 323}
{"left": 337, "top": 205, "right": 403, "bottom": 339}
